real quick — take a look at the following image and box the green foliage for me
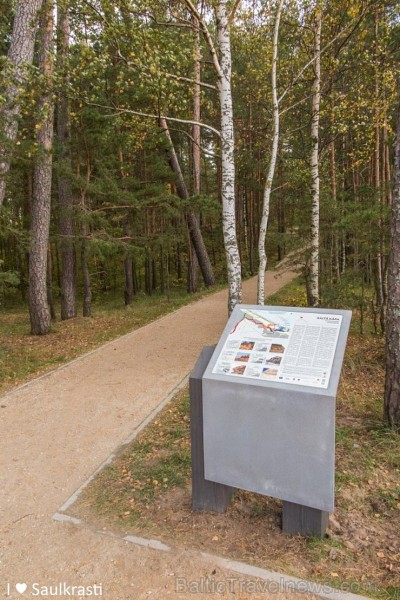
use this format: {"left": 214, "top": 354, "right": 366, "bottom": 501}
{"left": 1, "top": 0, "right": 399, "bottom": 316}
{"left": 0, "top": 263, "right": 20, "bottom": 304}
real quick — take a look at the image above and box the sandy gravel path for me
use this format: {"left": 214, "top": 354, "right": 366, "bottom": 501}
{"left": 0, "top": 271, "right": 318, "bottom": 600}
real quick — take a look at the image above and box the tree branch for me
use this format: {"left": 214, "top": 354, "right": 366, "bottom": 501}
{"left": 85, "top": 102, "right": 221, "bottom": 138}
{"left": 166, "top": 72, "right": 216, "bottom": 90}
{"left": 278, "top": 3, "right": 375, "bottom": 105}
{"left": 228, "top": 0, "right": 242, "bottom": 25}
{"left": 168, "top": 126, "right": 220, "bottom": 157}
{"left": 182, "top": 0, "right": 222, "bottom": 78}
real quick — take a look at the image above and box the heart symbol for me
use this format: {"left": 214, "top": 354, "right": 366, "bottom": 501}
{"left": 16, "top": 583, "right": 27, "bottom": 594}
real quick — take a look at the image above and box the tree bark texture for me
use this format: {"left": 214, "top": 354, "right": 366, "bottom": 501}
{"left": 160, "top": 118, "right": 216, "bottom": 288}
{"left": 216, "top": 0, "right": 242, "bottom": 313}
{"left": 28, "top": 0, "right": 54, "bottom": 335}
{"left": 123, "top": 221, "right": 134, "bottom": 305}
{"left": 187, "top": 14, "right": 202, "bottom": 294}
{"left": 384, "top": 107, "right": 400, "bottom": 430}
{"left": 81, "top": 225, "right": 92, "bottom": 317}
{"left": 47, "top": 243, "right": 56, "bottom": 321}
{"left": 0, "top": 0, "right": 43, "bottom": 205}
{"left": 257, "top": 0, "right": 283, "bottom": 305}
{"left": 309, "top": 9, "right": 321, "bottom": 307}
{"left": 57, "top": 2, "right": 77, "bottom": 320}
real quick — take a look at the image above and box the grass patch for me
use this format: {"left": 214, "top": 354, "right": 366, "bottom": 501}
{"left": 75, "top": 390, "right": 192, "bottom": 526}
{"left": 0, "top": 285, "right": 223, "bottom": 395}
{"left": 70, "top": 280, "right": 400, "bottom": 599}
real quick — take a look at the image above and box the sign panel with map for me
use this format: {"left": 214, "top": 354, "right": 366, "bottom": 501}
{"left": 212, "top": 308, "right": 343, "bottom": 389}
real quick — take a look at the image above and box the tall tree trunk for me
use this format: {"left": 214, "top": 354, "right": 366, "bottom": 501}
{"left": 309, "top": 9, "right": 321, "bottom": 307}
{"left": 183, "top": 0, "right": 242, "bottom": 312}
{"left": 187, "top": 233, "right": 200, "bottom": 293}
{"left": 28, "top": 0, "right": 54, "bottom": 335}
{"left": 329, "top": 87, "right": 340, "bottom": 282}
{"left": 216, "top": 0, "right": 242, "bottom": 313}
{"left": 57, "top": 1, "right": 76, "bottom": 320}
{"left": 383, "top": 120, "right": 392, "bottom": 204}
{"left": 47, "top": 243, "right": 56, "bottom": 320}
{"left": 145, "top": 252, "right": 152, "bottom": 295}
{"left": 257, "top": 0, "right": 283, "bottom": 305}
{"left": 384, "top": 107, "right": 400, "bottom": 430}
{"left": 0, "top": 0, "right": 43, "bottom": 205}
{"left": 277, "top": 175, "right": 286, "bottom": 262}
{"left": 79, "top": 120, "right": 92, "bottom": 317}
{"left": 160, "top": 245, "right": 165, "bottom": 294}
{"left": 187, "top": 13, "right": 201, "bottom": 294}
{"left": 123, "top": 221, "right": 134, "bottom": 305}
{"left": 81, "top": 225, "right": 91, "bottom": 317}
{"left": 160, "top": 118, "right": 216, "bottom": 287}
{"left": 374, "top": 11, "right": 385, "bottom": 333}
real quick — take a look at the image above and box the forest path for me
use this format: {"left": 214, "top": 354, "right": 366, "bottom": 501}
{"left": 0, "top": 270, "right": 313, "bottom": 600}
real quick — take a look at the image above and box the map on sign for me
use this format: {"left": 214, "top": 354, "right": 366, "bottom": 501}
{"left": 212, "top": 308, "right": 342, "bottom": 389}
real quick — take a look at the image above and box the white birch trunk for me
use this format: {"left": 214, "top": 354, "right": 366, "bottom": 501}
{"left": 216, "top": 0, "right": 242, "bottom": 313}
{"left": 257, "top": 0, "right": 283, "bottom": 305}
{"left": 0, "top": 0, "right": 43, "bottom": 205}
{"left": 188, "top": 13, "right": 201, "bottom": 293}
{"left": 309, "top": 9, "right": 321, "bottom": 307}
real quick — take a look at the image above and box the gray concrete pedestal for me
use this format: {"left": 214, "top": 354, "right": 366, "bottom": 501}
{"left": 282, "top": 501, "right": 329, "bottom": 537}
{"left": 189, "top": 305, "right": 351, "bottom": 538}
{"left": 190, "top": 346, "right": 234, "bottom": 512}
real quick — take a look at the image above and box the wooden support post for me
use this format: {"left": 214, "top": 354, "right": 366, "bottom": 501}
{"left": 190, "top": 346, "right": 234, "bottom": 512}
{"left": 282, "top": 500, "right": 329, "bottom": 537}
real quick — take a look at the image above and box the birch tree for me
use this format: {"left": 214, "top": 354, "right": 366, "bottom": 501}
{"left": 257, "top": 0, "right": 284, "bottom": 305}
{"left": 308, "top": 7, "right": 322, "bottom": 307}
{"left": 28, "top": 0, "right": 55, "bottom": 335}
{"left": 183, "top": 0, "right": 242, "bottom": 313}
{"left": 0, "top": 0, "right": 43, "bottom": 205}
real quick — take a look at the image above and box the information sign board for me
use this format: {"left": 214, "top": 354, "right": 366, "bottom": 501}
{"left": 212, "top": 308, "right": 342, "bottom": 388}
{"left": 202, "top": 304, "right": 352, "bottom": 513}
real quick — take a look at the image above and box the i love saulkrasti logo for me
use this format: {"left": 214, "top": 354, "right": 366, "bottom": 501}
{"left": 7, "top": 581, "right": 103, "bottom": 596}
{"left": 15, "top": 583, "right": 27, "bottom": 594}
